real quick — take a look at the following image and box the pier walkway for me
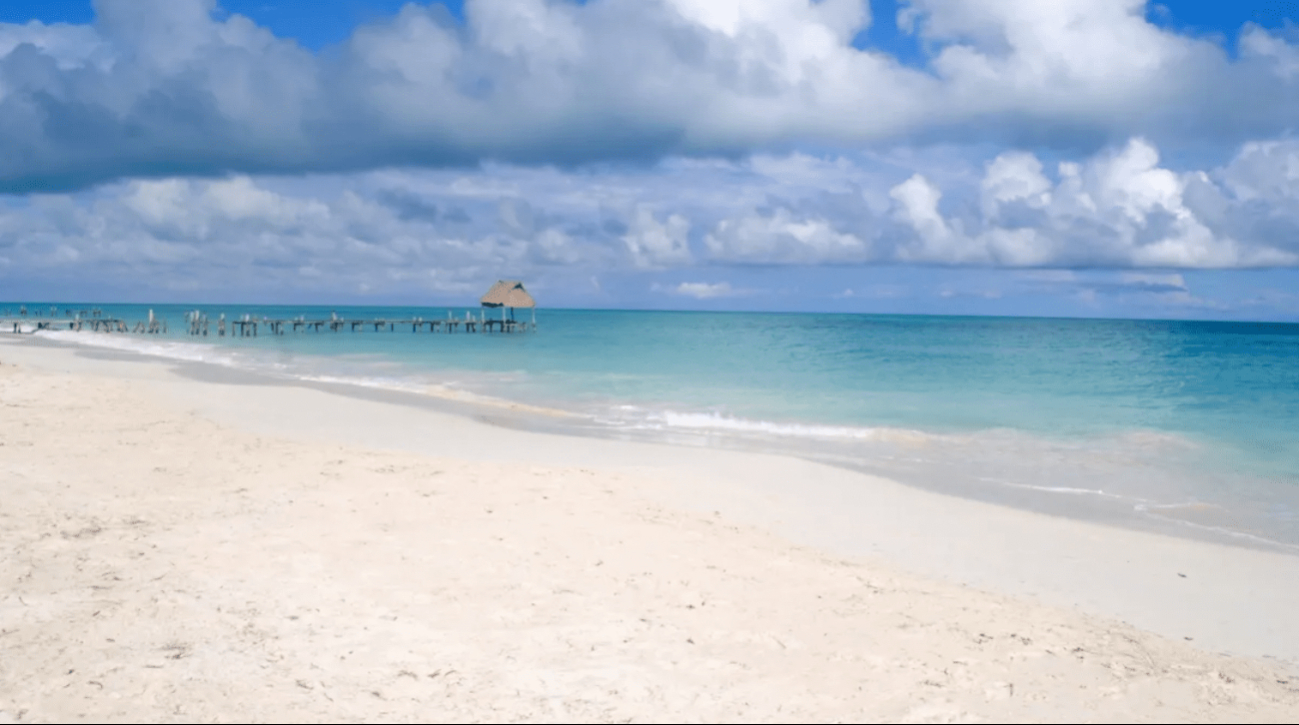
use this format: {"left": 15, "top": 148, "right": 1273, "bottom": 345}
{"left": 1, "top": 307, "right": 535, "bottom": 337}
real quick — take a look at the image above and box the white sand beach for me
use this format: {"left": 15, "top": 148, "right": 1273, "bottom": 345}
{"left": 2, "top": 336, "right": 1298, "bottom": 722}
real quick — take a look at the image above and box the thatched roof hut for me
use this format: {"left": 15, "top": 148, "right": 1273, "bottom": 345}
{"left": 480, "top": 280, "right": 536, "bottom": 308}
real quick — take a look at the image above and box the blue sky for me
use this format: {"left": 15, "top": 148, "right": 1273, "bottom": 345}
{"left": 1, "top": 0, "right": 1298, "bottom": 319}
{"left": 7, "top": 1, "right": 1295, "bottom": 54}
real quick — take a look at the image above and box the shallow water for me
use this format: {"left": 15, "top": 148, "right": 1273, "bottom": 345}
{"left": 12, "top": 302, "right": 1299, "bottom": 550}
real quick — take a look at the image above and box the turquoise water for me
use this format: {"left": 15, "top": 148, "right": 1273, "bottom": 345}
{"left": 10, "top": 302, "right": 1299, "bottom": 549}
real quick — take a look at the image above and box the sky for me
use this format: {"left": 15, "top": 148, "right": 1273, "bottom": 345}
{"left": 1, "top": 1, "right": 1299, "bottom": 319}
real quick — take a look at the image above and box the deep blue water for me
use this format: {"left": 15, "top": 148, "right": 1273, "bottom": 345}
{"left": 9, "top": 302, "right": 1299, "bottom": 548}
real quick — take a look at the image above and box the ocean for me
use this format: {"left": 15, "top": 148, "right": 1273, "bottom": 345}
{"left": 10, "top": 302, "right": 1299, "bottom": 551}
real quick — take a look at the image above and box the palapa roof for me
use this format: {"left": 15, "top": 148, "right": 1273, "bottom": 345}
{"left": 480, "top": 280, "right": 536, "bottom": 308}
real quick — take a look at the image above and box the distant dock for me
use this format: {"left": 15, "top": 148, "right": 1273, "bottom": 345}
{"left": 1, "top": 306, "right": 536, "bottom": 337}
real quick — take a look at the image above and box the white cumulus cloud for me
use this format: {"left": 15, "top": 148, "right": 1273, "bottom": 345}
{"left": 5, "top": 136, "right": 1299, "bottom": 306}
{"left": 884, "top": 138, "right": 1299, "bottom": 269}
{"left": 669, "top": 281, "right": 746, "bottom": 299}
{"left": 623, "top": 206, "right": 692, "bottom": 269}
{"left": 0, "top": 0, "right": 1297, "bottom": 191}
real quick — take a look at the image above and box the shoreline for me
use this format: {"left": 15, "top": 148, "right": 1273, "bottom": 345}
{"left": 13, "top": 329, "right": 1299, "bottom": 557}
{"left": 7, "top": 333, "right": 1299, "bottom": 651}
{"left": 4, "top": 335, "right": 1299, "bottom": 720}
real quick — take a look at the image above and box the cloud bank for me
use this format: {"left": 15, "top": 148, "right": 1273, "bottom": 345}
{"left": 1, "top": 0, "right": 1298, "bottom": 191}
{"left": 5, "top": 136, "right": 1299, "bottom": 304}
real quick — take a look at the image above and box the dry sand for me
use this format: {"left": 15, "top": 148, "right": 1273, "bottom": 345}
{"left": 2, "top": 337, "right": 1298, "bottom": 722}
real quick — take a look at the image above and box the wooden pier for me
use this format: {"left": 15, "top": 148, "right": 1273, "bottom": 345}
{"left": 4, "top": 318, "right": 127, "bottom": 334}
{"left": 1, "top": 308, "right": 535, "bottom": 337}
{"left": 222, "top": 314, "right": 532, "bottom": 337}
{"left": 3, "top": 282, "right": 538, "bottom": 338}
